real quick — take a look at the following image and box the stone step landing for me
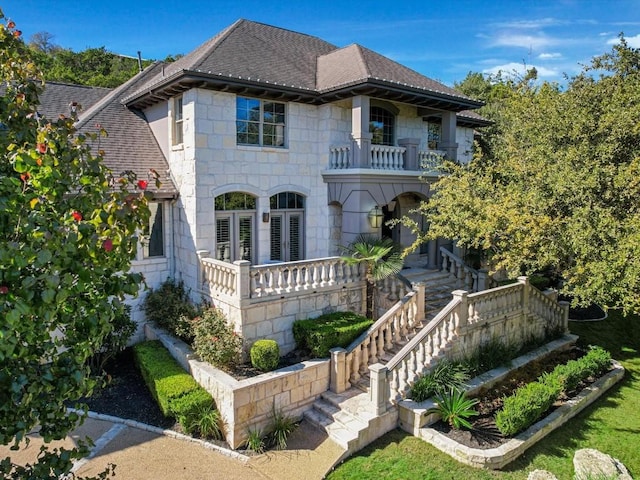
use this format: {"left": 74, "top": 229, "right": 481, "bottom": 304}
{"left": 303, "top": 388, "right": 397, "bottom": 455}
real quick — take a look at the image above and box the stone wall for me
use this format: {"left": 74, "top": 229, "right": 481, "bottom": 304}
{"left": 212, "top": 283, "right": 365, "bottom": 355}
{"left": 145, "top": 324, "right": 330, "bottom": 449}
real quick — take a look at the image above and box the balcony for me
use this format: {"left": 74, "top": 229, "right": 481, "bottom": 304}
{"left": 328, "top": 144, "right": 447, "bottom": 173}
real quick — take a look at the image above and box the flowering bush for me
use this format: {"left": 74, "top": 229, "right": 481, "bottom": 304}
{"left": 192, "top": 308, "right": 243, "bottom": 370}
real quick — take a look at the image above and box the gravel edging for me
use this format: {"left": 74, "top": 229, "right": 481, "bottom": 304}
{"left": 67, "top": 408, "right": 250, "bottom": 463}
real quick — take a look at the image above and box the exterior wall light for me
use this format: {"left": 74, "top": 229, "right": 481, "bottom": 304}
{"left": 262, "top": 212, "right": 270, "bottom": 223}
{"left": 368, "top": 206, "right": 384, "bottom": 228}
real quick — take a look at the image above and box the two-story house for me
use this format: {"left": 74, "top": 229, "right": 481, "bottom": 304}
{"left": 38, "top": 19, "right": 489, "bottom": 342}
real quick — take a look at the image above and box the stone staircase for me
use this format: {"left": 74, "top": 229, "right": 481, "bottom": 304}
{"left": 303, "top": 268, "right": 458, "bottom": 454}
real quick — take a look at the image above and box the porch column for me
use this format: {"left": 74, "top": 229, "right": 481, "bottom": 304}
{"left": 427, "top": 240, "right": 438, "bottom": 269}
{"left": 440, "top": 111, "right": 458, "bottom": 162}
{"left": 350, "top": 96, "right": 372, "bottom": 168}
{"left": 398, "top": 138, "right": 420, "bottom": 170}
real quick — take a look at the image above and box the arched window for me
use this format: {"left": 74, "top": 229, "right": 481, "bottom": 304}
{"left": 270, "top": 192, "right": 305, "bottom": 262}
{"left": 214, "top": 192, "right": 256, "bottom": 263}
{"left": 369, "top": 106, "right": 395, "bottom": 145}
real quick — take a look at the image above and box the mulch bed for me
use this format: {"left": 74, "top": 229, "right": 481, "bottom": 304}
{"left": 78, "top": 348, "right": 178, "bottom": 430}
{"left": 430, "top": 347, "right": 598, "bottom": 450}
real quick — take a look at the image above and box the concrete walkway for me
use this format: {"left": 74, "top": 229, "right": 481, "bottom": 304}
{"left": 0, "top": 413, "right": 346, "bottom": 480}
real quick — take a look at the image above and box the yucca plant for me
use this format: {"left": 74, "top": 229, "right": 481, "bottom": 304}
{"left": 427, "top": 388, "right": 479, "bottom": 430}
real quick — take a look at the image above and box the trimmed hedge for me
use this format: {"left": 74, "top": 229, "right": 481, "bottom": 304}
{"left": 250, "top": 339, "right": 280, "bottom": 372}
{"left": 293, "top": 311, "right": 373, "bottom": 358}
{"left": 133, "top": 341, "right": 214, "bottom": 421}
{"left": 495, "top": 346, "right": 611, "bottom": 436}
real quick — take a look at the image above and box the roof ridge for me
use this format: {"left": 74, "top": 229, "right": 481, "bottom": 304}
{"left": 44, "top": 80, "right": 112, "bottom": 91}
{"left": 76, "top": 61, "right": 164, "bottom": 128}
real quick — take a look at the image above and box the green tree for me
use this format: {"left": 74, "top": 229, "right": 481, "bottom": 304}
{"left": 405, "top": 37, "right": 640, "bottom": 313}
{"left": 341, "top": 235, "right": 403, "bottom": 319}
{"left": 0, "top": 12, "right": 155, "bottom": 478}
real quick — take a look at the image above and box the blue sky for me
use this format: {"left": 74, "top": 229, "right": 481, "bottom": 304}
{"left": 4, "top": 0, "right": 640, "bottom": 86}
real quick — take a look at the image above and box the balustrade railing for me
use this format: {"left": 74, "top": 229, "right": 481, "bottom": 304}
{"left": 440, "top": 247, "right": 492, "bottom": 292}
{"left": 383, "top": 297, "right": 462, "bottom": 403}
{"left": 199, "top": 255, "right": 364, "bottom": 301}
{"left": 466, "top": 282, "right": 523, "bottom": 324}
{"left": 249, "top": 257, "right": 362, "bottom": 298}
{"left": 330, "top": 284, "right": 425, "bottom": 394}
{"left": 529, "top": 284, "right": 570, "bottom": 334}
{"left": 418, "top": 149, "right": 446, "bottom": 171}
{"left": 199, "top": 255, "right": 240, "bottom": 298}
{"left": 329, "top": 146, "right": 351, "bottom": 169}
{"left": 370, "top": 145, "right": 406, "bottom": 170}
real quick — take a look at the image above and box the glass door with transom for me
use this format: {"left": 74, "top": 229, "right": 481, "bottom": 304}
{"left": 215, "top": 192, "right": 256, "bottom": 263}
{"left": 270, "top": 192, "right": 305, "bottom": 262}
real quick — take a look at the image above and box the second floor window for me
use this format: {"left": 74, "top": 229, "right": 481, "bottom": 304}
{"left": 173, "top": 96, "right": 183, "bottom": 146}
{"left": 236, "top": 97, "right": 286, "bottom": 147}
{"left": 369, "top": 106, "right": 395, "bottom": 145}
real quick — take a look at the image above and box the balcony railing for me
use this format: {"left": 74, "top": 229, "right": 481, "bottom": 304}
{"left": 328, "top": 145, "right": 446, "bottom": 171}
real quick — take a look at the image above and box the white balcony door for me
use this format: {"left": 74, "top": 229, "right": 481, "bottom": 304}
{"left": 216, "top": 214, "right": 254, "bottom": 263}
{"left": 270, "top": 212, "right": 303, "bottom": 262}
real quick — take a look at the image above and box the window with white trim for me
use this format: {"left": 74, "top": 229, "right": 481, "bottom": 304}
{"left": 236, "top": 97, "right": 286, "bottom": 147}
{"left": 172, "top": 96, "right": 183, "bottom": 146}
{"left": 215, "top": 192, "right": 256, "bottom": 263}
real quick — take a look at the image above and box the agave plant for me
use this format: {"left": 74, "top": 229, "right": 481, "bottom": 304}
{"left": 427, "top": 388, "right": 479, "bottom": 430}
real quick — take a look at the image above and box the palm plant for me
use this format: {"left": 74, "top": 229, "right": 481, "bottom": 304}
{"left": 341, "top": 234, "right": 404, "bottom": 319}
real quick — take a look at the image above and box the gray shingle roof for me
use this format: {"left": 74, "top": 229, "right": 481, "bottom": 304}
{"left": 316, "top": 44, "right": 472, "bottom": 101}
{"left": 125, "top": 19, "right": 484, "bottom": 114}
{"left": 37, "top": 65, "right": 177, "bottom": 197}
{"left": 36, "top": 82, "right": 112, "bottom": 120}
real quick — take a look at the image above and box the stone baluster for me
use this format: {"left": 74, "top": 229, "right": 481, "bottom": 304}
{"left": 351, "top": 350, "right": 361, "bottom": 383}
{"left": 369, "top": 332, "right": 378, "bottom": 364}
{"left": 360, "top": 338, "right": 370, "bottom": 376}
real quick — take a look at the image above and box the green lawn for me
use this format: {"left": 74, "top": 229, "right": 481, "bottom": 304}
{"left": 327, "top": 311, "right": 640, "bottom": 480}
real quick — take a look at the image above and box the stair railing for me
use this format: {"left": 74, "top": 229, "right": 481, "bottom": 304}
{"left": 329, "top": 282, "right": 426, "bottom": 394}
{"left": 440, "top": 247, "right": 493, "bottom": 292}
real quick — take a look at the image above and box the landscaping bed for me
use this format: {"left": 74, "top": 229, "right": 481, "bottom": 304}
{"left": 80, "top": 347, "right": 178, "bottom": 430}
{"left": 431, "top": 347, "right": 588, "bottom": 449}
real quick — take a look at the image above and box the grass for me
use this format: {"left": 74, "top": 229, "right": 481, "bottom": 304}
{"left": 327, "top": 310, "right": 640, "bottom": 480}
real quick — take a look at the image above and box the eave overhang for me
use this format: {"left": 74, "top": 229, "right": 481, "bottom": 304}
{"left": 123, "top": 71, "right": 484, "bottom": 113}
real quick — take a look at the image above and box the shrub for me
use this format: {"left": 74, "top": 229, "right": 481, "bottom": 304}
{"left": 411, "top": 361, "right": 470, "bottom": 402}
{"left": 143, "top": 278, "right": 199, "bottom": 340}
{"left": 495, "top": 380, "right": 561, "bottom": 436}
{"left": 87, "top": 304, "right": 136, "bottom": 374}
{"left": 192, "top": 307, "right": 243, "bottom": 370}
{"left": 133, "top": 341, "right": 208, "bottom": 416}
{"left": 250, "top": 339, "right": 280, "bottom": 372}
{"left": 426, "top": 388, "right": 479, "bottom": 430}
{"left": 495, "top": 346, "right": 612, "bottom": 437}
{"left": 293, "top": 312, "right": 373, "bottom": 358}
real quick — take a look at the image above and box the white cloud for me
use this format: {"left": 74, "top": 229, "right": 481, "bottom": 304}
{"left": 492, "top": 18, "right": 565, "bottom": 29}
{"left": 607, "top": 33, "right": 640, "bottom": 48}
{"left": 483, "top": 62, "right": 558, "bottom": 78}
{"left": 538, "top": 52, "right": 562, "bottom": 59}
{"left": 490, "top": 33, "right": 558, "bottom": 49}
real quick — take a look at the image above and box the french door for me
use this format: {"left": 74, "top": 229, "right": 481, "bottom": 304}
{"left": 270, "top": 212, "right": 303, "bottom": 262}
{"left": 216, "top": 214, "right": 254, "bottom": 263}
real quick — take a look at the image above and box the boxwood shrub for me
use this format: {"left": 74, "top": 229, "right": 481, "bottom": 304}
{"left": 495, "top": 346, "right": 611, "bottom": 436}
{"left": 250, "top": 339, "right": 280, "bottom": 372}
{"left": 133, "top": 340, "right": 215, "bottom": 429}
{"left": 293, "top": 312, "right": 373, "bottom": 358}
